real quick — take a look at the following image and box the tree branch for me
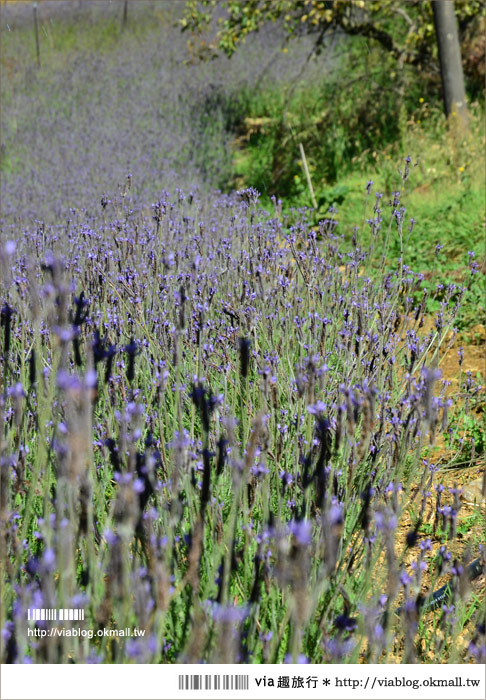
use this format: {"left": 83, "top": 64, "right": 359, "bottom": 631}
{"left": 338, "top": 20, "right": 402, "bottom": 60}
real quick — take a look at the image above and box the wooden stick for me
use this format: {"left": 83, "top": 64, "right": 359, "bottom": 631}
{"left": 33, "top": 2, "right": 40, "bottom": 67}
{"left": 299, "top": 142, "right": 317, "bottom": 210}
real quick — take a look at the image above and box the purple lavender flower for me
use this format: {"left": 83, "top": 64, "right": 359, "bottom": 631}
{"left": 288, "top": 519, "right": 312, "bottom": 546}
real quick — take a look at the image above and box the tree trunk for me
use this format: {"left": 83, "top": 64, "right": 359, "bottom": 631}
{"left": 432, "top": 1, "right": 468, "bottom": 126}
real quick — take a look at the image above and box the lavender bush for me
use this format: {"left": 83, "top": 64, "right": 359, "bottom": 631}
{"left": 1, "top": 172, "right": 484, "bottom": 663}
{"left": 1, "top": 0, "right": 331, "bottom": 224}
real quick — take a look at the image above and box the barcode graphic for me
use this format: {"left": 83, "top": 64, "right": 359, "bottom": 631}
{"left": 27, "top": 609, "right": 84, "bottom": 621}
{"left": 178, "top": 675, "right": 249, "bottom": 691}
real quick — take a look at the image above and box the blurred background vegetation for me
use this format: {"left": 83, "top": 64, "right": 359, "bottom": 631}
{"left": 181, "top": 1, "right": 484, "bottom": 191}
{"left": 1, "top": 0, "right": 484, "bottom": 328}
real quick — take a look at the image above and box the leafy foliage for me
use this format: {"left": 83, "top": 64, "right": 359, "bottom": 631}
{"left": 182, "top": 0, "right": 484, "bottom": 90}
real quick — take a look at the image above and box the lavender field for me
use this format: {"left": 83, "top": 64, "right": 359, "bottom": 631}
{"left": 1, "top": 1, "right": 485, "bottom": 666}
